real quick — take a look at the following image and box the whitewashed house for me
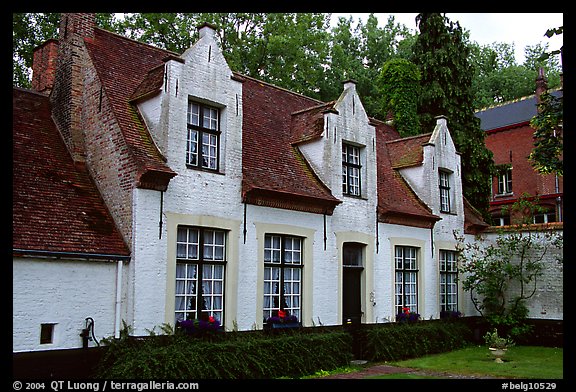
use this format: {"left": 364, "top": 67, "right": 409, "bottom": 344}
{"left": 13, "top": 13, "right": 502, "bottom": 353}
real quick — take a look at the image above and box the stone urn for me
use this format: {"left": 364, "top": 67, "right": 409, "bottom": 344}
{"left": 489, "top": 347, "right": 507, "bottom": 363}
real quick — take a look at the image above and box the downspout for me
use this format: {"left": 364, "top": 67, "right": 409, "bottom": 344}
{"left": 114, "top": 259, "right": 124, "bottom": 338}
{"left": 555, "top": 175, "right": 562, "bottom": 222}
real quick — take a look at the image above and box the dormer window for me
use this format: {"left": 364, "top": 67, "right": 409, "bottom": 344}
{"left": 342, "top": 142, "right": 361, "bottom": 196}
{"left": 187, "top": 101, "right": 220, "bottom": 171}
{"left": 439, "top": 170, "right": 452, "bottom": 213}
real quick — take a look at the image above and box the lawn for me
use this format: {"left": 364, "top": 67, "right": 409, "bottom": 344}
{"left": 376, "top": 345, "right": 563, "bottom": 379}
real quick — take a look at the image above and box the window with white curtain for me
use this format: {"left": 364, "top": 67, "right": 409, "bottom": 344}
{"left": 186, "top": 101, "right": 220, "bottom": 171}
{"left": 175, "top": 226, "right": 226, "bottom": 324}
{"left": 439, "top": 250, "right": 458, "bottom": 312}
{"left": 263, "top": 234, "right": 303, "bottom": 322}
{"left": 394, "top": 246, "right": 418, "bottom": 315}
{"left": 342, "top": 143, "right": 362, "bottom": 196}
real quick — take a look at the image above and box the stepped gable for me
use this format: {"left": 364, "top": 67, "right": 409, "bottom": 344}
{"left": 240, "top": 75, "right": 341, "bottom": 215}
{"left": 84, "top": 28, "right": 177, "bottom": 188}
{"left": 12, "top": 87, "right": 130, "bottom": 258}
{"left": 375, "top": 126, "right": 440, "bottom": 228}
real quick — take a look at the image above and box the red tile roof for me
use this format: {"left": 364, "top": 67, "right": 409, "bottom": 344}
{"left": 13, "top": 87, "right": 130, "bottom": 258}
{"left": 84, "top": 28, "right": 177, "bottom": 190}
{"left": 386, "top": 133, "right": 431, "bottom": 169}
{"left": 240, "top": 75, "right": 341, "bottom": 214}
{"left": 375, "top": 124, "right": 440, "bottom": 228}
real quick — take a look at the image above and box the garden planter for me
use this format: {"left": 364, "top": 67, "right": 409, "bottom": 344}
{"left": 265, "top": 322, "right": 301, "bottom": 330}
{"left": 489, "top": 347, "right": 507, "bottom": 363}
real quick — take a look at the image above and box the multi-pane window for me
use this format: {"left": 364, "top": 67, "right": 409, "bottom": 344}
{"left": 496, "top": 167, "right": 513, "bottom": 195}
{"left": 439, "top": 170, "right": 451, "bottom": 213}
{"left": 492, "top": 213, "right": 511, "bottom": 226}
{"left": 186, "top": 102, "right": 220, "bottom": 170}
{"left": 533, "top": 208, "right": 557, "bottom": 224}
{"left": 342, "top": 143, "right": 361, "bottom": 196}
{"left": 175, "top": 226, "right": 226, "bottom": 324}
{"left": 395, "top": 246, "right": 418, "bottom": 315}
{"left": 440, "top": 250, "right": 458, "bottom": 312}
{"left": 263, "top": 234, "right": 303, "bottom": 322}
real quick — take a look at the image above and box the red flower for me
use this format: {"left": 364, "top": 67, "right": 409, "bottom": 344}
{"left": 208, "top": 315, "right": 215, "bottom": 323}
{"left": 278, "top": 309, "right": 286, "bottom": 318}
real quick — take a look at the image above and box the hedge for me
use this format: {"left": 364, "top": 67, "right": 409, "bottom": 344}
{"left": 96, "top": 330, "right": 353, "bottom": 379}
{"left": 363, "top": 320, "right": 473, "bottom": 361}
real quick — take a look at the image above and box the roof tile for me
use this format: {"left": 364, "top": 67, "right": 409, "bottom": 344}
{"left": 13, "top": 87, "right": 130, "bottom": 257}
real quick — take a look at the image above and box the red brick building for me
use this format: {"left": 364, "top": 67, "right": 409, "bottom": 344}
{"left": 475, "top": 71, "right": 563, "bottom": 226}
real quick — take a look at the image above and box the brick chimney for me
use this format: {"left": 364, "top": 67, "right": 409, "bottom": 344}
{"left": 32, "top": 39, "right": 59, "bottom": 94}
{"left": 50, "top": 13, "right": 95, "bottom": 162}
{"left": 535, "top": 67, "right": 548, "bottom": 106}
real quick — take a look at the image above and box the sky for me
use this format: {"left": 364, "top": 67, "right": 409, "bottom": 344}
{"left": 331, "top": 13, "right": 563, "bottom": 64}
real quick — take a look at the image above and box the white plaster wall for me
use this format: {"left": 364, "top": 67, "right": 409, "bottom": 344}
{"left": 12, "top": 257, "right": 128, "bottom": 352}
{"left": 374, "top": 223, "right": 433, "bottom": 321}
{"left": 245, "top": 205, "right": 334, "bottom": 328}
{"left": 131, "top": 25, "right": 244, "bottom": 335}
{"left": 484, "top": 230, "right": 563, "bottom": 320}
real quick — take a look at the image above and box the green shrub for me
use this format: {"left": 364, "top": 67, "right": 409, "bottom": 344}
{"left": 96, "top": 330, "right": 352, "bottom": 379}
{"left": 364, "top": 320, "right": 473, "bottom": 362}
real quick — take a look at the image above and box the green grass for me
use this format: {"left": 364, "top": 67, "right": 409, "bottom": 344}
{"left": 303, "top": 345, "right": 563, "bottom": 379}
{"left": 379, "top": 345, "right": 563, "bottom": 379}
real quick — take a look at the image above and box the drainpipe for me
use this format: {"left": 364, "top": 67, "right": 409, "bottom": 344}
{"left": 114, "top": 259, "right": 123, "bottom": 338}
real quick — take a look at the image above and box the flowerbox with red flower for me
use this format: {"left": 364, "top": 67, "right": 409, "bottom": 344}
{"left": 396, "top": 307, "right": 420, "bottom": 323}
{"left": 264, "top": 309, "right": 301, "bottom": 330}
{"left": 177, "top": 315, "right": 222, "bottom": 335}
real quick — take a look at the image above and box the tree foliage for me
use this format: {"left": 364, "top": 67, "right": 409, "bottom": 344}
{"left": 529, "top": 91, "right": 563, "bottom": 176}
{"left": 14, "top": 12, "right": 560, "bottom": 111}
{"left": 376, "top": 58, "right": 421, "bottom": 137}
{"left": 455, "top": 195, "right": 563, "bottom": 337}
{"left": 411, "top": 13, "right": 494, "bottom": 217}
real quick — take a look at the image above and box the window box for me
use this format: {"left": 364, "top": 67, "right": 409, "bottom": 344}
{"left": 264, "top": 322, "right": 302, "bottom": 330}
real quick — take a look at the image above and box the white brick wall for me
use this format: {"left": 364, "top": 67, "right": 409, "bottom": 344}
{"left": 13, "top": 257, "right": 128, "bottom": 352}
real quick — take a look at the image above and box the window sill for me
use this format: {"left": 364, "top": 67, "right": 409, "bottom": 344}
{"left": 343, "top": 194, "right": 368, "bottom": 201}
{"left": 440, "top": 210, "right": 458, "bottom": 216}
{"left": 494, "top": 192, "right": 514, "bottom": 198}
{"left": 185, "top": 164, "right": 224, "bottom": 175}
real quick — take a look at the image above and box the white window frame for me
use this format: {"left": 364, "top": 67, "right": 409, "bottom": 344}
{"left": 342, "top": 143, "right": 361, "bottom": 197}
{"left": 394, "top": 246, "right": 418, "bottom": 315}
{"left": 186, "top": 101, "right": 220, "bottom": 171}
{"left": 439, "top": 250, "right": 458, "bottom": 312}
{"left": 439, "top": 170, "right": 451, "bottom": 213}
{"left": 263, "top": 234, "right": 303, "bottom": 322}
{"left": 496, "top": 167, "right": 513, "bottom": 195}
{"left": 175, "top": 226, "right": 226, "bottom": 324}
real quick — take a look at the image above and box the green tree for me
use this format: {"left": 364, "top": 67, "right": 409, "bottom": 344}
{"left": 455, "top": 195, "right": 563, "bottom": 338}
{"left": 376, "top": 58, "right": 421, "bottom": 137}
{"left": 529, "top": 91, "right": 563, "bottom": 176}
{"left": 529, "top": 26, "right": 563, "bottom": 177}
{"left": 411, "top": 13, "right": 494, "bottom": 217}
{"left": 13, "top": 13, "right": 60, "bottom": 88}
{"left": 13, "top": 13, "right": 120, "bottom": 88}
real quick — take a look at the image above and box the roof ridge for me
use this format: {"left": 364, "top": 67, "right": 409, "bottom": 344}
{"left": 386, "top": 132, "right": 432, "bottom": 144}
{"left": 475, "top": 87, "right": 562, "bottom": 113}
{"left": 233, "top": 71, "right": 325, "bottom": 105}
{"left": 94, "top": 26, "right": 179, "bottom": 57}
